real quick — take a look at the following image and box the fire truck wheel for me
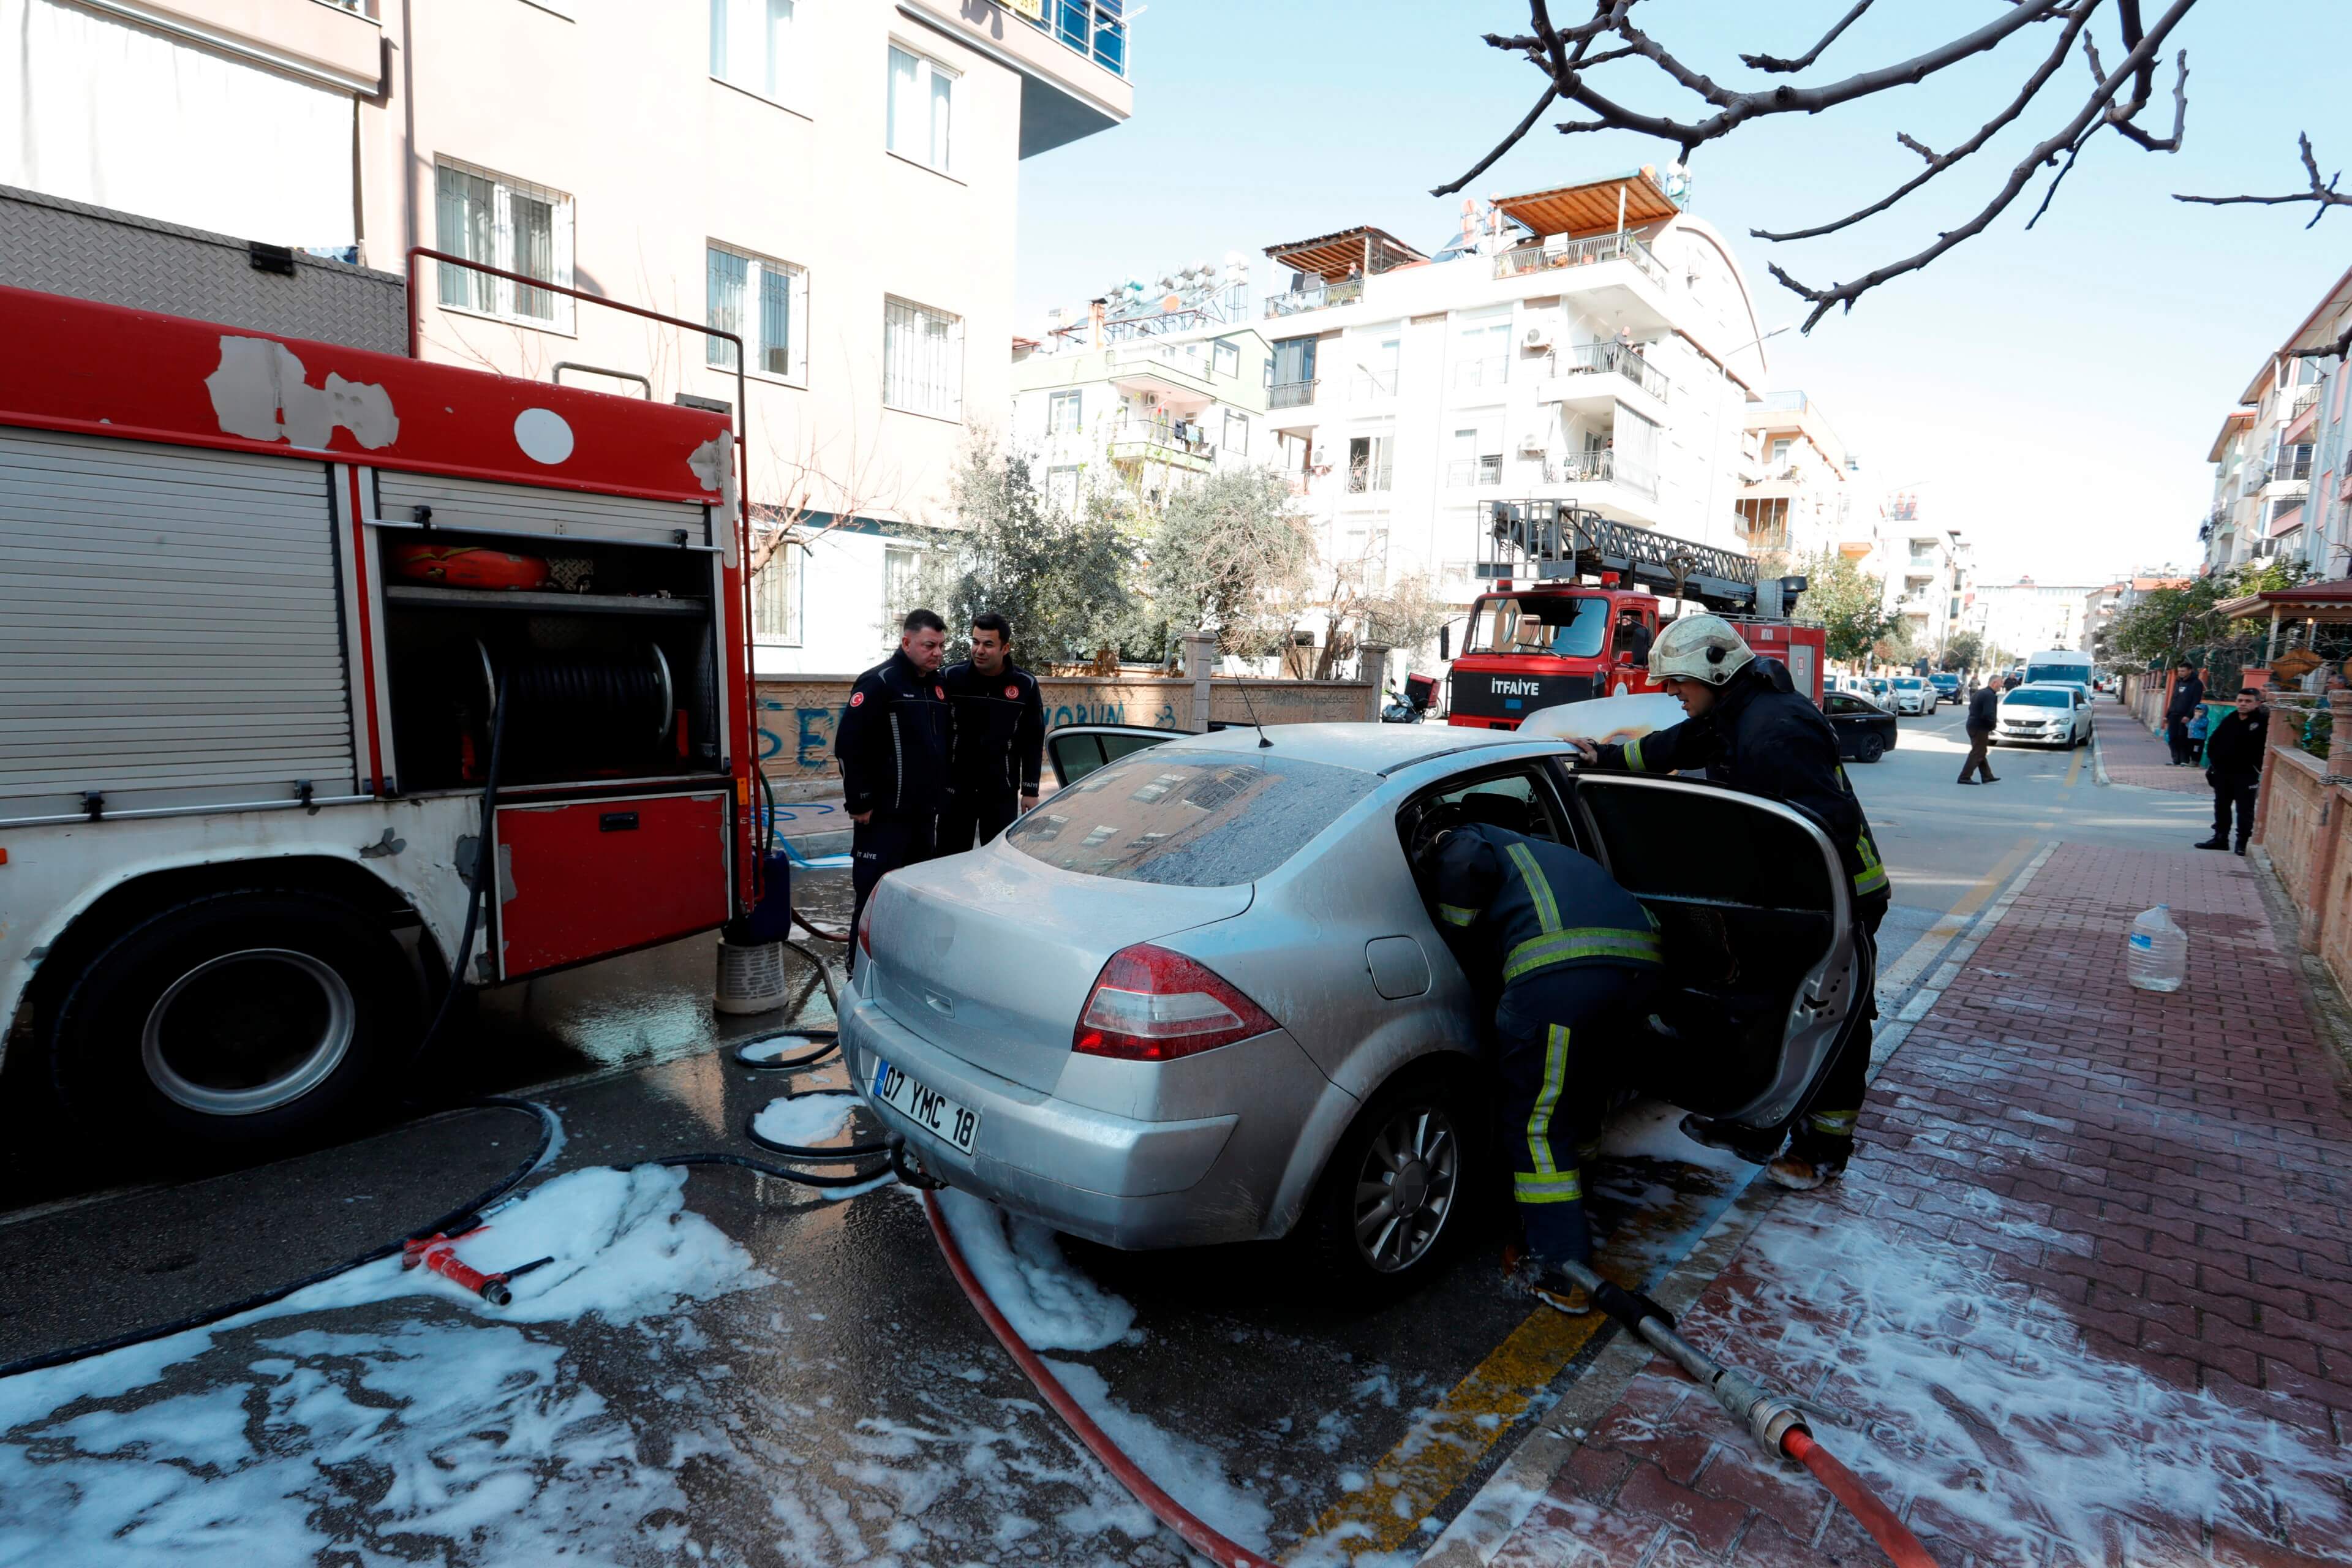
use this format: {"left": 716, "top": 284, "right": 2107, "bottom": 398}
{"left": 1298, "top": 1063, "right": 1488, "bottom": 1300}
{"left": 47, "top": 888, "right": 420, "bottom": 1150}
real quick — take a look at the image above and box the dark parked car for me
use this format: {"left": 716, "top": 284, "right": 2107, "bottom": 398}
{"left": 1825, "top": 692, "right": 1899, "bottom": 763}
{"left": 1928, "top": 673, "right": 1961, "bottom": 705}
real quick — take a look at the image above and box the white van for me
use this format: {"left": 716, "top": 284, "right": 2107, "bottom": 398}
{"left": 2020, "top": 649, "right": 2095, "bottom": 695}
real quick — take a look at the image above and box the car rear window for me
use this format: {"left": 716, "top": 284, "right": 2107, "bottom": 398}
{"left": 2005, "top": 690, "right": 2068, "bottom": 707}
{"left": 1005, "top": 752, "right": 1377, "bottom": 887}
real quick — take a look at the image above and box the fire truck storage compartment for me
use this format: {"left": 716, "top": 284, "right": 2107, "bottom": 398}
{"left": 491, "top": 790, "right": 732, "bottom": 979}
{"left": 375, "top": 472, "right": 726, "bottom": 794}
{"left": 0, "top": 426, "right": 356, "bottom": 822}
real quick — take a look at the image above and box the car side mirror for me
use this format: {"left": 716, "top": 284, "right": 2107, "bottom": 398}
{"left": 1439, "top": 624, "right": 1451, "bottom": 662}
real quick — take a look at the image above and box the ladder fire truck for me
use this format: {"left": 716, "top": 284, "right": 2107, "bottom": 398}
{"left": 0, "top": 279, "right": 760, "bottom": 1152}
{"left": 1444, "top": 501, "right": 1826, "bottom": 729}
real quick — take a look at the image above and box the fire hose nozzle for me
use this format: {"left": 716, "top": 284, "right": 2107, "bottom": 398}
{"left": 1711, "top": 1365, "right": 1809, "bottom": 1453}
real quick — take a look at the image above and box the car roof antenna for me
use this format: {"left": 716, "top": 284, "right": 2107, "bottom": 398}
{"left": 1231, "top": 655, "right": 1274, "bottom": 748}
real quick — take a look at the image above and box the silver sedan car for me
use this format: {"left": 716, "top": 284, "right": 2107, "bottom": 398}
{"left": 845, "top": 723, "right": 1867, "bottom": 1290}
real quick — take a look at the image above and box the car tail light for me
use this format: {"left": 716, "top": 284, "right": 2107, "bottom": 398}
{"left": 1072, "top": 944, "right": 1280, "bottom": 1062}
{"left": 856, "top": 888, "right": 878, "bottom": 963}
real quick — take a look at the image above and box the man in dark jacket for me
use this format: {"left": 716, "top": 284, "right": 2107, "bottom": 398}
{"left": 2165, "top": 663, "right": 2206, "bottom": 765}
{"left": 941, "top": 611, "right": 1046, "bottom": 852}
{"left": 836, "top": 609, "right": 952, "bottom": 970}
{"left": 2196, "top": 687, "right": 2267, "bottom": 855}
{"left": 1571, "top": 614, "right": 1891, "bottom": 1191}
{"left": 1958, "top": 682, "right": 2002, "bottom": 785}
{"left": 1613, "top": 609, "right": 1653, "bottom": 668}
{"left": 1414, "top": 813, "right": 1664, "bottom": 1315}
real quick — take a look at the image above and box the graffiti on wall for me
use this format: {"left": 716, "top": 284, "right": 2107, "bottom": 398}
{"left": 753, "top": 677, "right": 1196, "bottom": 782}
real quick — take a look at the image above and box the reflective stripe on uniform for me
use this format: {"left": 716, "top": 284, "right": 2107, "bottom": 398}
{"left": 1514, "top": 1170, "right": 1583, "bottom": 1204}
{"left": 1807, "top": 1108, "right": 1858, "bottom": 1136}
{"left": 1852, "top": 834, "right": 1889, "bottom": 897}
{"left": 1438, "top": 903, "right": 1480, "bottom": 927}
{"left": 1504, "top": 842, "right": 1561, "bottom": 933}
{"left": 1526, "top": 1023, "right": 1569, "bottom": 1177}
{"left": 1625, "top": 737, "right": 1648, "bottom": 772}
{"left": 1504, "top": 927, "right": 1665, "bottom": 981}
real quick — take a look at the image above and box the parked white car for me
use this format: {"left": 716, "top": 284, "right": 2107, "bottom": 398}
{"left": 1994, "top": 683, "right": 2094, "bottom": 748}
{"left": 1887, "top": 676, "right": 1932, "bottom": 716}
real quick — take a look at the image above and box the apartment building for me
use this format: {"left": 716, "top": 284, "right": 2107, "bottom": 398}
{"left": 2284, "top": 267, "right": 2352, "bottom": 576}
{"left": 1879, "top": 488, "right": 1970, "bottom": 658}
{"left": 1007, "top": 265, "right": 1273, "bottom": 511}
{"left": 1973, "top": 576, "right": 2103, "bottom": 659}
{"left": 0, "top": 0, "right": 1134, "bottom": 674}
{"left": 1234, "top": 172, "right": 1771, "bottom": 612}
{"left": 1735, "top": 391, "right": 1869, "bottom": 566}
{"left": 2201, "top": 266, "right": 2346, "bottom": 570}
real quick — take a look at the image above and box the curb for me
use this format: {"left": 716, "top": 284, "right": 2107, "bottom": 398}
{"left": 1420, "top": 841, "right": 2060, "bottom": 1568}
{"left": 2090, "top": 729, "right": 2111, "bottom": 787}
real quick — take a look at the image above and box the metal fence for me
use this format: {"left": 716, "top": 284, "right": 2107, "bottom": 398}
{"left": 1556, "top": 342, "right": 1668, "bottom": 401}
{"left": 1270, "top": 379, "right": 1317, "bottom": 409}
{"left": 1493, "top": 232, "right": 1666, "bottom": 288}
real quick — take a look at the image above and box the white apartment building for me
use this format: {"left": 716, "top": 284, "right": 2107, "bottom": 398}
{"left": 2204, "top": 350, "right": 2322, "bottom": 570}
{"left": 0, "top": 0, "right": 1133, "bottom": 675}
{"left": 1240, "top": 173, "right": 1772, "bottom": 623}
{"left": 1973, "top": 576, "right": 2105, "bottom": 659}
{"left": 1879, "top": 489, "right": 1971, "bottom": 660}
{"left": 1735, "top": 391, "right": 1870, "bottom": 565}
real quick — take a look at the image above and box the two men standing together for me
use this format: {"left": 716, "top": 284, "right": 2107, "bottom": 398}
{"left": 835, "top": 609, "right": 1046, "bottom": 960}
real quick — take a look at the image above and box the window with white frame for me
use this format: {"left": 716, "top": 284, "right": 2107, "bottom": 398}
{"left": 886, "top": 44, "right": 956, "bottom": 173}
{"left": 751, "top": 535, "right": 802, "bottom": 644}
{"left": 1047, "top": 388, "right": 1082, "bottom": 434}
{"left": 1348, "top": 433, "right": 1393, "bottom": 493}
{"left": 706, "top": 244, "right": 808, "bottom": 381}
{"left": 1452, "top": 317, "right": 1511, "bottom": 390}
{"left": 883, "top": 544, "right": 922, "bottom": 635}
{"left": 434, "top": 160, "right": 573, "bottom": 329}
{"left": 1047, "top": 465, "right": 1082, "bottom": 515}
{"left": 1213, "top": 339, "right": 1240, "bottom": 378}
{"left": 1223, "top": 410, "right": 1249, "bottom": 454}
{"left": 884, "top": 298, "right": 963, "bottom": 418}
{"left": 710, "top": 0, "right": 795, "bottom": 102}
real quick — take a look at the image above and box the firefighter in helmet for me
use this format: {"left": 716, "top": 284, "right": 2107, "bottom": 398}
{"left": 1570, "top": 614, "right": 1892, "bottom": 1190}
{"left": 1410, "top": 805, "right": 1665, "bottom": 1314}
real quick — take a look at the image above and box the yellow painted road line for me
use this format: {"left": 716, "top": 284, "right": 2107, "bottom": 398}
{"left": 1298, "top": 1297, "right": 1607, "bottom": 1559}
{"left": 1873, "top": 835, "right": 2036, "bottom": 1005}
{"left": 2064, "top": 747, "right": 2084, "bottom": 789}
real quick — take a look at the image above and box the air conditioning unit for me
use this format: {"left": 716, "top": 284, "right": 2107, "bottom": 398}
{"left": 1521, "top": 324, "right": 1555, "bottom": 351}
{"left": 1516, "top": 432, "right": 1548, "bottom": 457}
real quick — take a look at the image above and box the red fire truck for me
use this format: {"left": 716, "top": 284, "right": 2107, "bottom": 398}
{"left": 1445, "top": 502, "right": 1825, "bottom": 729}
{"left": 0, "top": 281, "right": 758, "bottom": 1150}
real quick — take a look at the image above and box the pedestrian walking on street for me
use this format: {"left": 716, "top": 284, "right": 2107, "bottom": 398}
{"left": 940, "top": 611, "right": 1046, "bottom": 853}
{"left": 1570, "top": 614, "right": 1892, "bottom": 1191}
{"left": 1958, "top": 680, "right": 2001, "bottom": 785}
{"left": 2197, "top": 686, "right": 2267, "bottom": 856}
{"left": 837, "top": 609, "right": 953, "bottom": 971}
{"left": 2165, "top": 662, "right": 2205, "bottom": 764}
{"left": 1411, "top": 810, "right": 1664, "bottom": 1316}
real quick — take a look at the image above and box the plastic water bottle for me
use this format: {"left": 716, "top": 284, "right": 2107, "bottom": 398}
{"left": 2127, "top": 905, "right": 2186, "bottom": 993}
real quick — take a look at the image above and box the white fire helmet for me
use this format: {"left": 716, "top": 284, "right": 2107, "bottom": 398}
{"left": 1648, "top": 614, "right": 1755, "bottom": 687}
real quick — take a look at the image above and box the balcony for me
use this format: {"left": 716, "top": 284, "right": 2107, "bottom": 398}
{"left": 1451, "top": 355, "right": 1509, "bottom": 393}
{"left": 1107, "top": 420, "right": 1213, "bottom": 471}
{"left": 1270, "top": 379, "right": 1318, "bottom": 409}
{"left": 1018, "top": 0, "right": 1128, "bottom": 78}
{"left": 1545, "top": 342, "right": 1668, "bottom": 401}
{"left": 1445, "top": 455, "right": 1504, "bottom": 488}
{"left": 1494, "top": 232, "right": 1666, "bottom": 288}
{"left": 1349, "top": 368, "right": 1398, "bottom": 401}
{"left": 1346, "top": 459, "right": 1394, "bottom": 494}
{"left": 1532, "top": 450, "right": 1661, "bottom": 521}
{"left": 1265, "top": 277, "right": 1363, "bottom": 318}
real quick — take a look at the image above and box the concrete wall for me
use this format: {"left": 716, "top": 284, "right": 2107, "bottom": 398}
{"left": 2254, "top": 692, "right": 2352, "bottom": 997}
{"left": 755, "top": 671, "right": 1375, "bottom": 796}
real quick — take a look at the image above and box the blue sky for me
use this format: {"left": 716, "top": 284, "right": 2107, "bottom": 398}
{"left": 1015, "top": 1, "right": 2352, "bottom": 586}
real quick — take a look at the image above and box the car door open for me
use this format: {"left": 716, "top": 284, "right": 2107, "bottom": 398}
{"left": 1559, "top": 771, "right": 1865, "bottom": 1137}
{"left": 1044, "top": 724, "right": 1186, "bottom": 790}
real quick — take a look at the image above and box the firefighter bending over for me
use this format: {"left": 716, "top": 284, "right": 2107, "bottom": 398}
{"left": 1570, "top": 614, "right": 1892, "bottom": 1191}
{"left": 1412, "top": 810, "right": 1664, "bottom": 1315}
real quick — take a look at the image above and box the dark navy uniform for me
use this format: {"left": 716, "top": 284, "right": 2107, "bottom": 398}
{"left": 1586, "top": 657, "right": 1891, "bottom": 1167}
{"left": 1426, "top": 824, "right": 1664, "bottom": 1266}
{"left": 835, "top": 649, "right": 951, "bottom": 967}
{"left": 940, "top": 658, "right": 1045, "bottom": 851}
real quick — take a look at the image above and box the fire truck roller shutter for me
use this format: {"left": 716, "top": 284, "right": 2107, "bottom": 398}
{"left": 374, "top": 471, "right": 712, "bottom": 551}
{"left": 0, "top": 427, "right": 355, "bottom": 820}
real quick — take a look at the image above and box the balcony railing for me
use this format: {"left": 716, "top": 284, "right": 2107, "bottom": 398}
{"left": 1349, "top": 368, "right": 1398, "bottom": 400}
{"left": 1446, "top": 455, "right": 1504, "bottom": 488}
{"left": 1019, "top": 0, "right": 1128, "bottom": 78}
{"left": 1494, "top": 232, "right": 1665, "bottom": 288}
{"left": 1270, "top": 379, "right": 1317, "bottom": 409}
{"left": 1265, "top": 277, "right": 1363, "bottom": 318}
{"left": 1347, "top": 459, "right": 1394, "bottom": 494}
{"left": 1546, "top": 452, "right": 1615, "bottom": 484}
{"left": 1109, "top": 420, "right": 1212, "bottom": 458}
{"left": 1555, "top": 342, "right": 1668, "bottom": 402}
{"left": 2277, "top": 445, "right": 2315, "bottom": 481}
{"left": 1452, "top": 355, "right": 1509, "bottom": 391}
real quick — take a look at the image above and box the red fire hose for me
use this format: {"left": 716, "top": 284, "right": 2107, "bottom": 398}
{"left": 1783, "top": 1428, "right": 1937, "bottom": 1568}
{"left": 922, "top": 1191, "right": 1278, "bottom": 1568}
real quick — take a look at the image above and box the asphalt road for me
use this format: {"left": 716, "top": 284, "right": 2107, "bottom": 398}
{"left": 0, "top": 697, "right": 2215, "bottom": 1564}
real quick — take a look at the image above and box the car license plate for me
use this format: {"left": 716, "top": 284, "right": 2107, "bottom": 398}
{"left": 871, "top": 1056, "right": 980, "bottom": 1155}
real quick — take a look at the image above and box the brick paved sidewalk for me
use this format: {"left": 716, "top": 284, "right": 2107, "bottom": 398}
{"left": 1490, "top": 844, "right": 2352, "bottom": 1567}
{"left": 2097, "top": 705, "right": 2207, "bottom": 796}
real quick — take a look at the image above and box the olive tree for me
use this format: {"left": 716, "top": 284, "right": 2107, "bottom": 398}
{"left": 1147, "top": 467, "right": 1317, "bottom": 660}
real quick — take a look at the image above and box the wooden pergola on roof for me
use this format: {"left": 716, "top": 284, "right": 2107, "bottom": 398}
{"left": 1264, "top": 226, "right": 1426, "bottom": 282}
{"left": 2218, "top": 578, "right": 2352, "bottom": 624}
{"left": 1493, "top": 168, "right": 1682, "bottom": 239}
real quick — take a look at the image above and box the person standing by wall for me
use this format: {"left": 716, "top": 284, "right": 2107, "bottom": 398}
{"left": 941, "top": 611, "right": 1045, "bottom": 852}
{"left": 2198, "top": 687, "right": 2267, "bottom": 856}
{"left": 2165, "top": 662, "right": 2205, "bottom": 765}
{"left": 836, "top": 609, "right": 952, "bottom": 970}
{"left": 1958, "top": 679, "right": 2001, "bottom": 785}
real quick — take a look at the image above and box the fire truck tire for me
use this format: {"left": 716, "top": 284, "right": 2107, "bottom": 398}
{"left": 1297, "top": 1061, "right": 1488, "bottom": 1300}
{"left": 47, "top": 888, "right": 421, "bottom": 1150}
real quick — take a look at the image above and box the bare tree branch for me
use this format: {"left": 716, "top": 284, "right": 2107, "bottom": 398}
{"left": 2176, "top": 132, "right": 2350, "bottom": 230}
{"left": 1752, "top": 0, "right": 2096, "bottom": 243}
{"left": 1740, "top": 0, "right": 1877, "bottom": 74}
{"left": 1894, "top": 131, "right": 1942, "bottom": 164}
{"left": 2026, "top": 127, "right": 2097, "bottom": 229}
{"left": 1429, "top": 85, "right": 1558, "bottom": 198}
{"left": 1432, "top": 0, "right": 1613, "bottom": 196}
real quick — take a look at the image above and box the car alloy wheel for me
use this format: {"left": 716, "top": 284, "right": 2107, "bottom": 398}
{"left": 1352, "top": 1105, "right": 1460, "bottom": 1273}
{"left": 140, "top": 948, "right": 357, "bottom": 1116}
